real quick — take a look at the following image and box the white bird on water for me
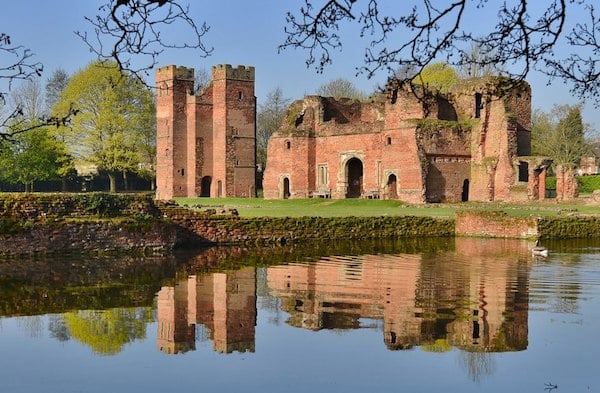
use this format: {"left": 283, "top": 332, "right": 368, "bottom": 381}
{"left": 532, "top": 240, "right": 548, "bottom": 257}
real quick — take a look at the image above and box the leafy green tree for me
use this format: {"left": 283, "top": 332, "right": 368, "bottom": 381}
{"left": 53, "top": 61, "right": 155, "bottom": 192}
{"left": 532, "top": 104, "right": 590, "bottom": 168}
{"left": 316, "top": 78, "right": 365, "bottom": 100}
{"left": 257, "top": 87, "right": 290, "bottom": 172}
{"left": 414, "top": 62, "right": 459, "bottom": 93}
{"left": 63, "top": 307, "right": 153, "bottom": 355}
{"left": 0, "top": 79, "right": 72, "bottom": 191}
{"left": 0, "top": 124, "right": 67, "bottom": 191}
{"left": 44, "top": 70, "right": 76, "bottom": 191}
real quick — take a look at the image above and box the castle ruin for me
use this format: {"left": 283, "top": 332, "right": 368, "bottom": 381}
{"left": 263, "top": 77, "right": 549, "bottom": 202}
{"left": 155, "top": 64, "right": 257, "bottom": 200}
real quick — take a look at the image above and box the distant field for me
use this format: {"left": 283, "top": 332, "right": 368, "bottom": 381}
{"left": 175, "top": 197, "right": 600, "bottom": 218}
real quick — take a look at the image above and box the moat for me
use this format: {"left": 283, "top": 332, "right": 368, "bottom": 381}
{"left": 1, "top": 237, "right": 599, "bottom": 392}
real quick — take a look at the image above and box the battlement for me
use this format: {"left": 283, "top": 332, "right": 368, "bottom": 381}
{"left": 156, "top": 65, "right": 195, "bottom": 82}
{"left": 212, "top": 64, "right": 255, "bottom": 82}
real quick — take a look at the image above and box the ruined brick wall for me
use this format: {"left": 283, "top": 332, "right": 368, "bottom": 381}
{"left": 263, "top": 92, "right": 430, "bottom": 202}
{"left": 451, "top": 78, "right": 531, "bottom": 202}
{"left": 156, "top": 64, "right": 256, "bottom": 200}
{"left": 579, "top": 157, "right": 598, "bottom": 175}
{"left": 455, "top": 211, "right": 539, "bottom": 239}
{"left": 264, "top": 77, "right": 532, "bottom": 203}
{"left": 556, "top": 165, "right": 579, "bottom": 200}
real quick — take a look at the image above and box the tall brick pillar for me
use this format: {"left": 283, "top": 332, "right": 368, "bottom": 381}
{"left": 211, "top": 65, "right": 257, "bottom": 197}
{"left": 155, "top": 65, "right": 194, "bottom": 200}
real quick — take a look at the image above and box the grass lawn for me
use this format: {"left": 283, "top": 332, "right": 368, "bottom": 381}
{"left": 175, "top": 197, "right": 600, "bottom": 219}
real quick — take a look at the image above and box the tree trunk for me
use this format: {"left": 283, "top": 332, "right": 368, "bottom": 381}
{"left": 108, "top": 173, "right": 117, "bottom": 193}
{"left": 122, "top": 171, "right": 129, "bottom": 191}
{"left": 61, "top": 177, "right": 67, "bottom": 192}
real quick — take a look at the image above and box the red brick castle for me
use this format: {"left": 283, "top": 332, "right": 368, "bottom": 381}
{"left": 263, "top": 77, "right": 548, "bottom": 202}
{"left": 155, "top": 64, "right": 256, "bottom": 200}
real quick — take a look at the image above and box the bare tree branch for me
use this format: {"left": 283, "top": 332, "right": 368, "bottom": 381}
{"left": 0, "top": 33, "right": 43, "bottom": 106}
{"left": 281, "top": 0, "right": 600, "bottom": 103}
{"left": 0, "top": 104, "right": 79, "bottom": 143}
{"left": 76, "top": 0, "right": 213, "bottom": 80}
{"left": 544, "top": 4, "right": 600, "bottom": 100}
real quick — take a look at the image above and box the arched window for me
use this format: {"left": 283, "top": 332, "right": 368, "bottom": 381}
{"left": 285, "top": 140, "right": 291, "bottom": 149}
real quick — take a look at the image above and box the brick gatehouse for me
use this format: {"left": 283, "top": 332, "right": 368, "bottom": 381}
{"left": 155, "top": 64, "right": 257, "bottom": 200}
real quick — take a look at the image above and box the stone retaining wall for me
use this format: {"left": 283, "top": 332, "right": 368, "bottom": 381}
{"left": 0, "top": 220, "right": 178, "bottom": 255}
{"left": 160, "top": 205, "right": 454, "bottom": 246}
{"left": 455, "top": 211, "right": 539, "bottom": 239}
{"left": 3, "top": 194, "right": 600, "bottom": 255}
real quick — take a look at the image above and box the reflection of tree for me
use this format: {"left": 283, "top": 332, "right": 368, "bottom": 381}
{"left": 48, "top": 314, "right": 70, "bottom": 342}
{"left": 549, "top": 279, "right": 581, "bottom": 314}
{"left": 63, "top": 307, "right": 153, "bottom": 355}
{"left": 257, "top": 267, "right": 284, "bottom": 326}
{"left": 15, "top": 315, "right": 43, "bottom": 338}
{"left": 458, "top": 351, "right": 495, "bottom": 383}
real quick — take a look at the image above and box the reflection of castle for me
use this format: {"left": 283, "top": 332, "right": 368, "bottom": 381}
{"left": 157, "top": 267, "right": 256, "bottom": 354}
{"left": 267, "top": 238, "right": 529, "bottom": 352}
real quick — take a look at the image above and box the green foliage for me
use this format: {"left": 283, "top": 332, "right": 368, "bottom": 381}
{"left": 78, "top": 192, "right": 131, "bottom": 217}
{"left": 52, "top": 61, "right": 156, "bottom": 192}
{"left": 538, "top": 216, "right": 600, "bottom": 239}
{"left": 576, "top": 175, "right": 600, "bottom": 193}
{"left": 532, "top": 104, "right": 590, "bottom": 168}
{"left": 0, "top": 217, "right": 28, "bottom": 234}
{"left": 414, "top": 118, "right": 474, "bottom": 133}
{"left": 0, "top": 125, "right": 69, "bottom": 191}
{"left": 414, "top": 62, "right": 459, "bottom": 93}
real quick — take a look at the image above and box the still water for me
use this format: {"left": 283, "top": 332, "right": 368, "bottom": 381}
{"left": 1, "top": 237, "right": 599, "bottom": 393}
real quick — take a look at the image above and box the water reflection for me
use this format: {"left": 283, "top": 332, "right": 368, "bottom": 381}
{"left": 268, "top": 244, "right": 529, "bottom": 353}
{"left": 3, "top": 238, "right": 600, "bottom": 392}
{"left": 157, "top": 267, "right": 256, "bottom": 354}
{"left": 154, "top": 238, "right": 530, "bottom": 356}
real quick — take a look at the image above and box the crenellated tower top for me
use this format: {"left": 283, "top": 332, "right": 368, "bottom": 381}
{"left": 211, "top": 64, "right": 255, "bottom": 82}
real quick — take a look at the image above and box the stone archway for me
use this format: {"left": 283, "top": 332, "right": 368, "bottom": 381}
{"left": 346, "top": 158, "right": 363, "bottom": 198}
{"left": 200, "top": 176, "right": 211, "bottom": 197}
{"left": 282, "top": 177, "right": 291, "bottom": 199}
{"left": 386, "top": 174, "right": 398, "bottom": 199}
{"left": 461, "top": 179, "right": 470, "bottom": 202}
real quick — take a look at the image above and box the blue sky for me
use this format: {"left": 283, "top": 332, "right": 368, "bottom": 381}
{"left": 2, "top": 1, "right": 598, "bottom": 129}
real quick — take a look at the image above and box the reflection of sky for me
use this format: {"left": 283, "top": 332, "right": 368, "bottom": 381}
{"left": 1, "top": 254, "right": 600, "bottom": 393}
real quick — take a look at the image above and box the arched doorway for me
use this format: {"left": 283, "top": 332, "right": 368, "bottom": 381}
{"left": 461, "top": 179, "right": 470, "bottom": 202}
{"left": 283, "top": 177, "right": 291, "bottom": 199}
{"left": 217, "top": 180, "right": 222, "bottom": 197}
{"left": 386, "top": 174, "right": 398, "bottom": 199}
{"left": 346, "top": 158, "right": 363, "bottom": 198}
{"left": 200, "top": 176, "right": 211, "bottom": 197}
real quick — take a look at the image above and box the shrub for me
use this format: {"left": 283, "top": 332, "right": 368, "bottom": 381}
{"left": 577, "top": 175, "right": 600, "bottom": 194}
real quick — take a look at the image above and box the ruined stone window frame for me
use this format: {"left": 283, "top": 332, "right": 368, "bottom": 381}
{"left": 238, "top": 90, "right": 243, "bottom": 100}
{"left": 317, "top": 164, "right": 329, "bottom": 186}
{"left": 285, "top": 140, "right": 291, "bottom": 150}
{"left": 475, "top": 93, "right": 483, "bottom": 119}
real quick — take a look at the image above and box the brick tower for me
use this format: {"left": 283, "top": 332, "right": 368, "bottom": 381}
{"left": 155, "top": 64, "right": 256, "bottom": 200}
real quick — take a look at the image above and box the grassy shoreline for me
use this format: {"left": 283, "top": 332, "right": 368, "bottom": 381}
{"left": 175, "top": 197, "right": 600, "bottom": 219}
